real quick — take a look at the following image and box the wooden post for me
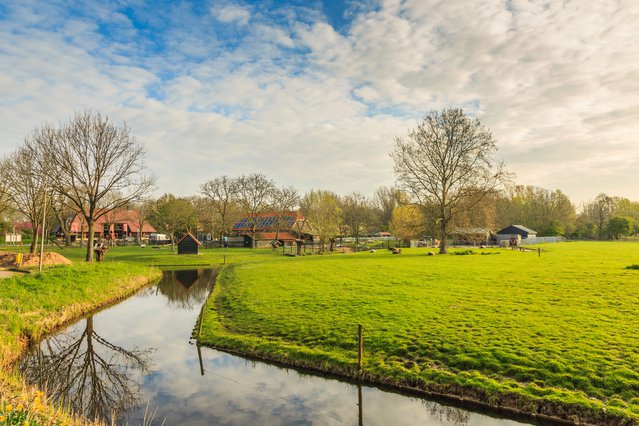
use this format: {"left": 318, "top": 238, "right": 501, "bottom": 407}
{"left": 538, "top": 247, "right": 541, "bottom": 257}
{"left": 197, "top": 344, "right": 205, "bottom": 376}
{"left": 358, "top": 324, "right": 363, "bottom": 371}
{"left": 358, "top": 384, "right": 363, "bottom": 426}
{"left": 223, "top": 255, "right": 226, "bottom": 264}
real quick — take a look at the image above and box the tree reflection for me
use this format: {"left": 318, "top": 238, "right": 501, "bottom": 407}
{"left": 19, "top": 316, "right": 153, "bottom": 423}
{"left": 155, "top": 268, "right": 217, "bottom": 309}
{"left": 421, "top": 399, "right": 471, "bottom": 425}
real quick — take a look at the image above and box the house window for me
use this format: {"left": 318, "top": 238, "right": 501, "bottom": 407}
{"left": 114, "top": 223, "right": 124, "bottom": 239}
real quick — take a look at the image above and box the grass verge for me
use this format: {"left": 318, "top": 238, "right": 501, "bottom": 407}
{"left": 1, "top": 257, "right": 161, "bottom": 425}
{"left": 198, "top": 242, "right": 639, "bottom": 425}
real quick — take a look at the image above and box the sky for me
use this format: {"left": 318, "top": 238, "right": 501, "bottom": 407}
{"left": 1, "top": 0, "right": 638, "bottom": 205}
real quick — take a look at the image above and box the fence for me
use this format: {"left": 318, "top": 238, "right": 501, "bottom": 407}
{"left": 521, "top": 236, "right": 565, "bottom": 245}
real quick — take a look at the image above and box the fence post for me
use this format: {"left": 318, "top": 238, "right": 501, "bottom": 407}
{"left": 358, "top": 324, "right": 363, "bottom": 372}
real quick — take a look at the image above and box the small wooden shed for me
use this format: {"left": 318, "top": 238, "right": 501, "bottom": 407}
{"left": 177, "top": 231, "right": 202, "bottom": 255}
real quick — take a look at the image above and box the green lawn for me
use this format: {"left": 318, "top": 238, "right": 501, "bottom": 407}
{"left": 198, "top": 242, "right": 639, "bottom": 423}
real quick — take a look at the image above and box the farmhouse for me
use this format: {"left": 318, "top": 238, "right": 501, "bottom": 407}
{"left": 229, "top": 211, "right": 315, "bottom": 248}
{"left": 55, "top": 210, "right": 156, "bottom": 243}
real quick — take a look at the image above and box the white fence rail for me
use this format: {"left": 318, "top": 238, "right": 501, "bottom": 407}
{"left": 521, "top": 236, "right": 565, "bottom": 244}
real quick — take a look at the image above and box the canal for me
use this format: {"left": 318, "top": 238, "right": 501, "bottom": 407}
{"left": 20, "top": 269, "right": 545, "bottom": 425}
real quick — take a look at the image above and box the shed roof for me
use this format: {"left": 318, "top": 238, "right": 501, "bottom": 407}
{"left": 176, "top": 231, "right": 202, "bottom": 246}
{"left": 496, "top": 224, "right": 537, "bottom": 235}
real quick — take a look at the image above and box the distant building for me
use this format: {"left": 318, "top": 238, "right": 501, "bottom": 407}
{"left": 451, "top": 228, "right": 492, "bottom": 245}
{"left": 54, "top": 210, "right": 156, "bottom": 242}
{"left": 495, "top": 225, "right": 537, "bottom": 245}
{"left": 231, "top": 211, "right": 315, "bottom": 248}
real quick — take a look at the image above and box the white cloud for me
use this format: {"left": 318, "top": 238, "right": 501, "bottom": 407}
{"left": 210, "top": 1, "right": 251, "bottom": 25}
{"left": 0, "top": 0, "right": 638, "bottom": 203}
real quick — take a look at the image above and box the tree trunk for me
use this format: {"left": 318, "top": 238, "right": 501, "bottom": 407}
{"left": 86, "top": 219, "right": 95, "bottom": 262}
{"left": 439, "top": 221, "right": 448, "bottom": 254}
{"left": 30, "top": 221, "right": 39, "bottom": 253}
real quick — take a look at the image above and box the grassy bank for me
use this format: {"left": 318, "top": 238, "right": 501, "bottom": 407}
{"left": 0, "top": 254, "right": 161, "bottom": 425}
{"left": 198, "top": 242, "right": 639, "bottom": 425}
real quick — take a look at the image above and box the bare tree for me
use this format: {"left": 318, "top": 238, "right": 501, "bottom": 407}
{"left": 50, "top": 194, "right": 76, "bottom": 247}
{"left": 28, "top": 112, "right": 155, "bottom": 261}
{"left": 340, "top": 192, "right": 376, "bottom": 249}
{"left": 235, "top": 173, "right": 276, "bottom": 248}
{"left": 271, "top": 185, "right": 300, "bottom": 240}
{"left": 130, "top": 200, "right": 154, "bottom": 245}
{"left": 392, "top": 109, "right": 509, "bottom": 254}
{"left": 373, "top": 186, "right": 404, "bottom": 231}
{"left": 0, "top": 146, "right": 52, "bottom": 253}
{"left": 200, "top": 175, "right": 241, "bottom": 243}
{"left": 0, "top": 175, "right": 12, "bottom": 218}
{"left": 583, "top": 193, "right": 616, "bottom": 240}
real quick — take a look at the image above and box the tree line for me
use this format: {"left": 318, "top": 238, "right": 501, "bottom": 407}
{"left": 1, "top": 109, "right": 637, "bottom": 261}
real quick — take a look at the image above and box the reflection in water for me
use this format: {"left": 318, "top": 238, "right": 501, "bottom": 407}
{"left": 19, "top": 317, "right": 152, "bottom": 423}
{"left": 422, "top": 399, "right": 472, "bottom": 425}
{"left": 20, "top": 268, "right": 534, "bottom": 426}
{"left": 155, "top": 269, "right": 217, "bottom": 309}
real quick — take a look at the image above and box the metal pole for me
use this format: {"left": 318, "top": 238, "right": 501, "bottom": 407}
{"left": 39, "top": 189, "right": 47, "bottom": 272}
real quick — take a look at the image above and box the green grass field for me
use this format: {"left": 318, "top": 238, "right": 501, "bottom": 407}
{"left": 198, "top": 242, "right": 639, "bottom": 423}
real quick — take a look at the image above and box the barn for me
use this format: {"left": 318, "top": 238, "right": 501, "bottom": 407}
{"left": 495, "top": 225, "right": 537, "bottom": 245}
{"left": 177, "top": 231, "right": 202, "bottom": 255}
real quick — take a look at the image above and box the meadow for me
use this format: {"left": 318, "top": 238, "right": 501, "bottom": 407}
{"left": 198, "top": 242, "right": 639, "bottom": 424}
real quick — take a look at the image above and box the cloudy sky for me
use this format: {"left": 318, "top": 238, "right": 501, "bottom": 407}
{"left": 1, "top": 0, "right": 637, "bottom": 204}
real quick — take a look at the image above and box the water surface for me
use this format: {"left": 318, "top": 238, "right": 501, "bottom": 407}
{"left": 20, "top": 269, "right": 542, "bottom": 425}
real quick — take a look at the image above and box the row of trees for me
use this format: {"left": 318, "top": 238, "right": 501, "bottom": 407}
{"left": 104, "top": 179, "right": 639, "bottom": 256}
{"left": 1, "top": 109, "right": 637, "bottom": 259}
{"left": 142, "top": 179, "right": 402, "bottom": 252}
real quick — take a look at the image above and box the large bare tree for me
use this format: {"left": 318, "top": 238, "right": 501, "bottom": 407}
{"left": 29, "top": 112, "right": 155, "bottom": 261}
{"left": 392, "top": 109, "right": 509, "bottom": 254}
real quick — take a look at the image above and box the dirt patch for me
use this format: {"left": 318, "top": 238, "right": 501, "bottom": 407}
{"left": 0, "top": 251, "right": 72, "bottom": 268}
